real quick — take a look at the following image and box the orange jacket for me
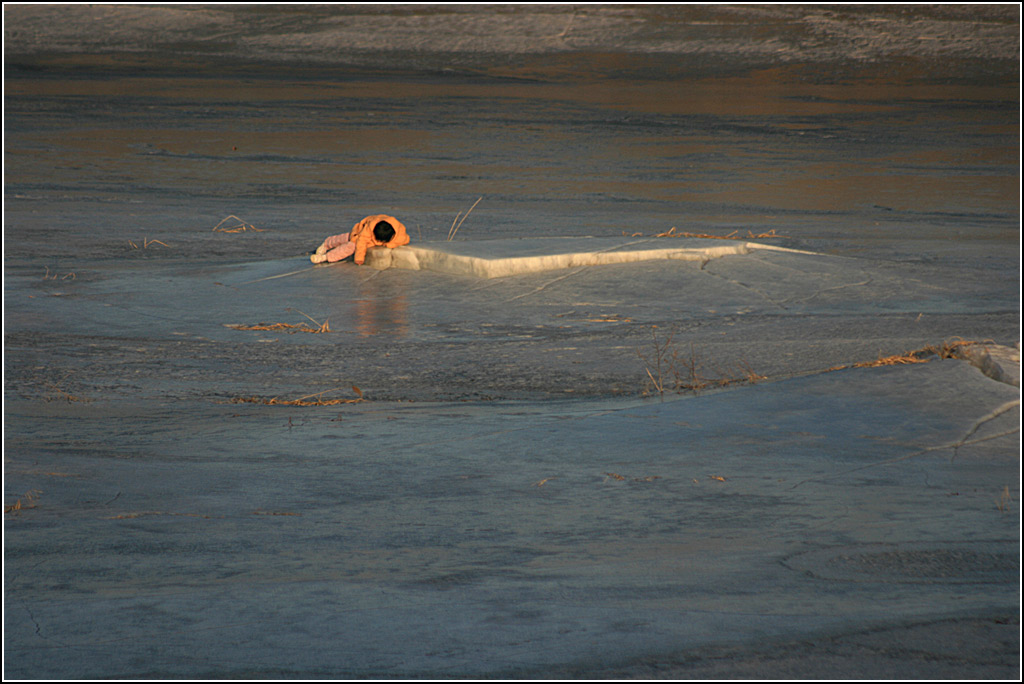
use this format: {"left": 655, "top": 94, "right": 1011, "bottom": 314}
{"left": 349, "top": 214, "right": 410, "bottom": 265}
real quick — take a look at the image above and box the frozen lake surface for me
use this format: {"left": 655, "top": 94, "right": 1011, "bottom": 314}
{"left": 3, "top": 4, "right": 1020, "bottom": 679}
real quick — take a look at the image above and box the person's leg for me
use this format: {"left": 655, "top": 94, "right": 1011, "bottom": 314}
{"left": 318, "top": 232, "right": 351, "bottom": 254}
{"left": 312, "top": 232, "right": 354, "bottom": 263}
{"left": 325, "top": 240, "right": 357, "bottom": 262}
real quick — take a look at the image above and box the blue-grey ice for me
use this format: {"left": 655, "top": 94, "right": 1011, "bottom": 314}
{"left": 3, "top": 3, "right": 1019, "bottom": 680}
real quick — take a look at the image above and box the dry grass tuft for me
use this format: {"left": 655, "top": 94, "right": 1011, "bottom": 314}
{"left": 41, "top": 374, "right": 89, "bottom": 403}
{"left": 996, "top": 486, "right": 1011, "bottom": 513}
{"left": 736, "top": 359, "right": 768, "bottom": 384}
{"left": 128, "top": 237, "right": 170, "bottom": 249}
{"left": 105, "top": 511, "right": 218, "bottom": 520}
{"left": 638, "top": 328, "right": 764, "bottom": 396}
{"left": 227, "top": 321, "right": 330, "bottom": 334}
{"left": 637, "top": 327, "right": 676, "bottom": 395}
{"left": 43, "top": 267, "right": 76, "bottom": 280}
{"left": 829, "top": 339, "right": 984, "bottom": 372}
{"left": 213, "top": 214, "right": 264, "bottom": 233}
{"left": 230, "top": 385, "right": 366, "bottom": 407}
{"left": 227, "top": 309, "right": 331, "bottom": 334}
{"left": 603, "top": 472, "right": 661, "bottom": 483}
{"left": 585, "top": 313, "right": 633, "bottom": 323}
{"left": 626, "top": 227, "right": 787, "bottom": 240}
{"left": 44, "top": 385, "right": 87, "bottom": 403}
{"left": 4, "top": 489, "right": 42, "bottom": 515}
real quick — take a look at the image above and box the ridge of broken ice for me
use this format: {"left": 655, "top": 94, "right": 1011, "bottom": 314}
{"left": 364, "top": 237, "right": 822, "bottom": 278}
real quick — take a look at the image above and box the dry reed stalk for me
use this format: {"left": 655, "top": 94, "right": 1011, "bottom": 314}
{"left": 226, "top": 322, "right": 325, "bottom": 333}
{"left": 585, "top": 314, "right": 633, "bottom": 322}
{"left": 42, "top": 376, "right": 87, "bottom": 403}
{"left": 105, "top": 511, "right": 217, "bottom": 519}
{"left": 45, "top": 386, "right": 85, "bottom": 403}
{"left": 834, "top": 340, "right": 983, "bottom": 371}
{"left": 637, "top": 326, "right": 675, "bottom": 395}
{"left": 213, "top": 214, "right": 264, "bottom": 233}
{"left": 447, "top": 197, "right": 482, "bottom": 241}
{"left": 996, "top": 486, "right": 1011, "bottom": 513}
{"left": 709, "top": 362, "right": 767, "bottom": 389}
{"left": 231, "top": 386, "right": 365, "bottom": 407}
{"left": 645, "top": 227, "right": 787, "bottom": 240}
{"left": 639, "top": 332, "right": 763, "bottom": 395}
{"left": 854, "top": 353, "right": 932, "bottom": 368}
{"left": 4, "top": 489, "right": 41, "bottom": 515}
{"left": 227, "top": 309, "right": 331, "bottom": 334}
{"left": 603, "top": 472, "right": 660, "bottom": 483}
{"left": 742, "top": 361, "right": 767, "bottom": 383}
{"left": 290, "top": 308, "right": 330, "bottom": 332}
{"left": 448, "top": 212, "right": 461, "bottom": 240}
{"left": 673, "top": 342, "right": 712, "bottom": 392}
{"left": 43, "top": 267, "right": 76, "bottom": 280}
{"left": 104, "top": 509, "right": 219, "bottom": 520}
{"left": 128, "top": 237, "right": 170, "bottom": 249}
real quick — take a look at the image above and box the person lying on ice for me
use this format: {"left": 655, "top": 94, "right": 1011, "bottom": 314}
{"left": 310, "top": 214, "right": 410, "bottom": 265}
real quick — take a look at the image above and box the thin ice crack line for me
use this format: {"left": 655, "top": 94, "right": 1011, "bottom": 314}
{"left": 791, "top": 428, "right": 1020, "bottom": 490}
{"left": 780, "top": 277, "right": 873, "bottom": 306}
{"left": 5, "top": 585, "right": 498, "bottom": 652}
{"left": 351, "top": 404, "right": 643, "bottom": 452}
{"left": 901, "top": 276, "right": 955, "bottom": 292}
{"left": 791, "top": 400, "right": 1021, "bottom": 489}
{"left": 391, "top": 409, "right": 626, "bottom": 451}
{"left": 951, "top": 399, "right": 1021, "bottom": 461}
{"left": 23, "top": 602, "right": 43, "bottom": 639}
{"left": 6, "top": 618, "right": 280, "bottom": 652}
{"left": 708, "top": 250, "right": 874, "bottom": 308}
{"left": 700, "top": 264, "right": 789, "bottom": 311}
{"left": 18, "top": 597, "right": 70, "bottom": 649}
{"left": 506, "top": 266, "right": 591, "bottom": 302}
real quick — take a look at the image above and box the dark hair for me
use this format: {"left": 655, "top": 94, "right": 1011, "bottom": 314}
{"left": 373, "top": 221, "right": 396, "bottom": 243}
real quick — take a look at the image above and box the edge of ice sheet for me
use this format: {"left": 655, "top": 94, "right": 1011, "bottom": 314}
{"left": 365, "top": 238, "right": 823, "bottom": 278}
{"left": 961, "top": 343, "right": 1021, "bottom": 388}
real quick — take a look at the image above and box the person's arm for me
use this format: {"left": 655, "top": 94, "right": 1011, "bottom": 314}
{"left": 353, "top": 234, "right": 370, "bottom": 265}
{"left": 349, "top": 217, "right": 373, "bottom": 264}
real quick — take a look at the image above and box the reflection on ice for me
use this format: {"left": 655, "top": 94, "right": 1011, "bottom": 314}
{"left": 353, "top": 291, "right": 409, "bottom": 339}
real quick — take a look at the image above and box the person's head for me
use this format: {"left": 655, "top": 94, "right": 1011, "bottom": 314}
{"left": 373, "top": 220, "right": 396, "bottom": 243}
